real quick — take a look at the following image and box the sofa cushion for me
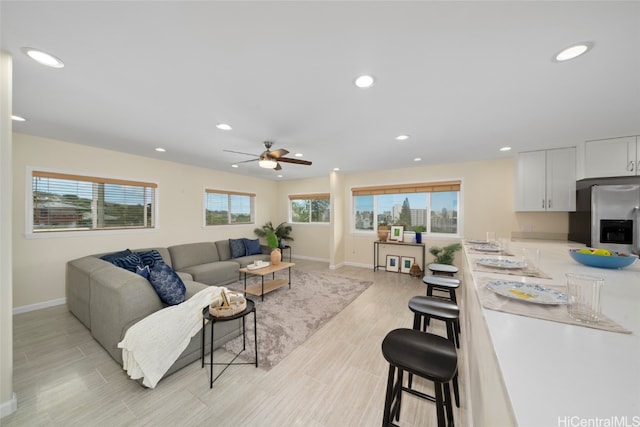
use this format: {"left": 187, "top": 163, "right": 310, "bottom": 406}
{"left": 168, "top": 242, "right": 219, "bottom": 271}
{"left": 179, "top": 261, "right": 239, "bottom": 286}
{"left": 136, "top": 265, "right": 151, "bottom": 279}
{"left": 229, "top": 238, "right": 246, "bottom": 258}
{"left": 148, "top": 262, "right": 186, "bottom": 305}
{"left": 215, "top": 240, "right": 232, "bottom": 261}
{"left": 243, "top": 238, "right": 262, "bottom": 256}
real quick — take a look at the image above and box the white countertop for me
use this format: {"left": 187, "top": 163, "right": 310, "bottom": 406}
{"left": 464, "top": 240, "right": 640, "bottom": 427}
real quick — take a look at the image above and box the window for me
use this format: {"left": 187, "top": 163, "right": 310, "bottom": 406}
{"left": 205, "top": 189, "right": 255, "bottom": 225}
{"left": 352, "top": 181, "right": 460, "bottom": 235}
{"left": 289, "top": 193, "right": 330, "bottom": 223}
{"left": 31, "top": 170, "right": 156, "bottom": 233}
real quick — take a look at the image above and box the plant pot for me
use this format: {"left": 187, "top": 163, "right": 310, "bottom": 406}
{"left": 377, "top": 230, "right": 390, "bottom": 241}
{"left": 270, "top": 248, "right": 282, "bottom": 265}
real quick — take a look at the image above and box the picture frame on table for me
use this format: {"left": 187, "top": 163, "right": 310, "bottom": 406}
{"left": 389, "top": 225, "right": 404, "bottom": 241}
{"left": 400, "top": 256, "right": 415, "bottom": 274}
{"left": 385, "top": 255, "right": 400, "bottom": 272}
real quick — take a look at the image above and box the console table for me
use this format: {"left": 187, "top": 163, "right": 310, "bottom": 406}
{"left": 373, "top": 240, "right": 426, "bottom": 272}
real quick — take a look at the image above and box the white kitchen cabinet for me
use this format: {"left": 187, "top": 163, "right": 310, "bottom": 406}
{"left": 516, "top": 147, "right": 576, "bottom": 212}
{"left": 584, "top": 136, "right": 639, "bottom": 178}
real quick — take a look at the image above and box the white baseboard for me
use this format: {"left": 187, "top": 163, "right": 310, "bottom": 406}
{"left": 0, "top": 393, "right": 17, "bottom": 418}
{"left": 13, "top": 297, "right": 66, "bottom": 315}
{"left": 343, "top": 261, "right": 373, "bottom": 270}
{"left": 291, "top": 255, "right": 329, "bottom": 263}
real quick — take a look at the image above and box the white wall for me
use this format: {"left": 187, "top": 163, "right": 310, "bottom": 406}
{"left": 12, "top": 133, "right": 279, "bottom": 310}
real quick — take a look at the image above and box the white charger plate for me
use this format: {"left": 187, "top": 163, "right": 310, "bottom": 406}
{"left": 473, "top": 244, "right": 501, "bottom": 252}
{"left": 477, "top": 258, "right": 526, "bottom": 269}
{"left": 486, "top": 280, "right": 568, "bottom": 304}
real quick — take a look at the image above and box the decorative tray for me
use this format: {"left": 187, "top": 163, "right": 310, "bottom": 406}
{"left": 477, "top": 258, "right": 526, "bottom": 269}
{"left": 486, "top": 280, "right": 568, "bottom": 305}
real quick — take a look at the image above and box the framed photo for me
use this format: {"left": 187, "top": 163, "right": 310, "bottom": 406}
{"left": 400, "top": 256, "right": 415, "bottom": 274}
{"left": 389, "top": 225, "right": 404, "bottom": 241}
{"left": 385, "top": 255, "right": 400, "bottom": 272}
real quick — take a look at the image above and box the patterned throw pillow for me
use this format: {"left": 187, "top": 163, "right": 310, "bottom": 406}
{"left": 243, "top": 238, "right": 262, "bottom": 255}
{"left": 229, "top": 238, "right": 246, "bottom": 258}
{"left": 100, "top": 249, "right": 132, "bottom": 263}
{"left": 148, "top": 262, "right": 186, "bottom": 305}
{"left": 106, "top": 252, "right": 145, "bottom": 273}
{"left": 136, "top": 249, "right": 165, "bottom": 268}
{"left": 136, "top": 265, "right": 150, "bottom": 279}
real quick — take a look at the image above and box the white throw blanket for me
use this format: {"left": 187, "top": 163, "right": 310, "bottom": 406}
{"left": 118, "top": 286, "right": 224, "bottom": 388}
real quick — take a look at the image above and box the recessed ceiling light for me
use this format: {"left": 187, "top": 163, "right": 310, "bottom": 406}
{"left": 294, "top": 153, "right": 303, "bottom": 157}
{"left": 499, "top": 146, "right": 512, "bottom": 152}
{"left": 414, "top": 157, "right": 422, "bottom": 162}
{"left": 554, "top": 42, "right": 593, "bottom": 62}
{"left": 354, "top": 75, "right": 375, "bottom": 88}
{"left": 395, "top": 135, "right": 410, "bottom": 141}
{"left": 231, "top": 164, "right": 239, "bottom": 168}
{"left": 12, "top": 115, "right": 26, "bottom": 122}
{"left": 21, "top": 47, "right": 64, "bottom": 68}
{"left": 277, "top": 174, "right": 283, "bottom": 178}
{"left": 216, "top": 123, "right": 232, "bottom": 131}
{"left": 333, "top": 167, "right": 340, "bottom": 171}
{"left": 155, "top": 147, "right": 166, "bottom": 152}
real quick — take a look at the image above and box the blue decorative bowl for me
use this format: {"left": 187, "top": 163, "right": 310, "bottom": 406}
{"left": 569, "top": 249, "right": 638, "bottom": 269}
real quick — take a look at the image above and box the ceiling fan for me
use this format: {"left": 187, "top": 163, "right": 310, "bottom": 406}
{"left": 224, "top": 141, "right": 313, "bottom": 170}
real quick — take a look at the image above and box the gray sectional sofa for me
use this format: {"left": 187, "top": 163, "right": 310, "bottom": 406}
{"left": 66, "top": 239, "right": 270, "bottom": 381}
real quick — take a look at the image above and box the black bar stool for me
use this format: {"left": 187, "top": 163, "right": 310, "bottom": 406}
{"left": 381, "top": 328, "right": 458, "bottom": 427}
{"left": 423, "top": 275, "right": 460, "bottom": 304}
{"left": 427, "top": 263, "right": 459, "bottom": 277}
{"left": 408, "top": 296, "right": 461, "bottom": 408}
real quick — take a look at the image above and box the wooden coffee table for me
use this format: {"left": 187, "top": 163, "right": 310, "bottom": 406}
{"left": 239, "top": 262, "right": 295, "bottom": 301}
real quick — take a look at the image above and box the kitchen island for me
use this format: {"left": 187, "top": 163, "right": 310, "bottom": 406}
{"left": 460, "top": 240, "right": 640, "bottom": 427}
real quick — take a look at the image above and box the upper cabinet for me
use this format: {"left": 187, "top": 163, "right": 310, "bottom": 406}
{"left": 584, "top": 136, "right": 639, "bottom": 178}
{"left": 516, "top": 147, "right": 576, "bottom": 212}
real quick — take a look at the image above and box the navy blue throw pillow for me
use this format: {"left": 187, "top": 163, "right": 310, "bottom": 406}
{"left": 107, "top": 252, "right": 145, "bottom": 273}
{"left": 136, "top": 265, "right": 150, "bottom": 279}
{"left": 100, "top": 249, "right": 132, "bottom": 263}
{"left": 229, "top": 238, "right": 246, "bottom": 258}
{"left": 148, "top": 262, "right": 186, "bottom": 305}
{"left": 136, "top": 249, "right": 165, "bottom": 268}
{"left": 243, "top": 238, "right": 262, "bottom": 256}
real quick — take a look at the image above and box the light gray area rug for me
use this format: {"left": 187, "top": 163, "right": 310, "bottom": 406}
{"left": 223, "top": 271, "right": 373, "bottom": 370}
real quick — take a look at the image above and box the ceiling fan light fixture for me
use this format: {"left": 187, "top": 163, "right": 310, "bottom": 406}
{"left": 259, "top": 155, "right": 278, "bottom": 169}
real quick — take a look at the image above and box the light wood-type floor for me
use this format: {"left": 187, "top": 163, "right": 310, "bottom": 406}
{"left": 5, "top": 260, "right": 467, "bottom": 426}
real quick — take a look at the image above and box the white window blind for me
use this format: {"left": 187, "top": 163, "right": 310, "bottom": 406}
{"left": 31, "top": 171, "right": 156, "bottom": 232}
{"left": 205, "top": 189, "right": 255, "bottom": 225}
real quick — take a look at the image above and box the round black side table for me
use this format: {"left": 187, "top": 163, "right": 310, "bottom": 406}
{"left": 201, "top": 298, "right": 257, "bottom": 388}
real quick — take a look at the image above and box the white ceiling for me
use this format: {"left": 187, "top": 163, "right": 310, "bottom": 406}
{"left": 2, "top": 1, "right": 639, "bottom": 181}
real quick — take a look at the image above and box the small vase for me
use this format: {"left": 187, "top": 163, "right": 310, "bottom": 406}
{"left": 415, "top": 232, "right": 422, "bottom": 244}
{"left": 270, "top": 248, "right": 282, "bottom": 265}
{"left": 378, "top": 230, "right": 390, "bottom": 242}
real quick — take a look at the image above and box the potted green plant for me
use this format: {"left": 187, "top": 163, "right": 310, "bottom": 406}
{"left": 266, "top": 230, "right": 281, "bottom": 265}
{"left": 429, "top": 243, "right": 462, "bottom": 265}
{"left": 254, "top": 221, "right": 294, "bottom": 248}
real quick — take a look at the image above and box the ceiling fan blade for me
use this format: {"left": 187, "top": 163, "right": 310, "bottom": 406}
{"left": 223, "top": 149, "right": 259, "bottom": 157}
{"left": 234, "top": 158, "right": 259, "bottom": 164}
{"left": 269, "top": 148, "right": 289, "bottom": 159}
{"left": 277, "top": 157, "right": 312, "bottom": 166}
{"left": 275, "top": 163, "right": 282, "bottom": 171}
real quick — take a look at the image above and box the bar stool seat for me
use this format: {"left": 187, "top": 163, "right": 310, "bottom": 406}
{"left": 428, "top": 263, "right": 459, "bottom": 276}
{"left": 423, "top": 275, "right": 460, "bottom": 304}
{"left": 382, "top": 328, "right": 458, "bottom": 427}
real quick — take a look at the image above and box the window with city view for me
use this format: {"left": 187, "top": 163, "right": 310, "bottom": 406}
{"left": 205, "top": 189, "right": 255, "bottom": 225}
{"left": 352, "top": 181, "right": 460, "bottom": 235}
{"left": 289, "top": 193, "right": 330, "bottom": 223}
{"left": 31, "top": 170, "right": 156, "bottom": 233}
